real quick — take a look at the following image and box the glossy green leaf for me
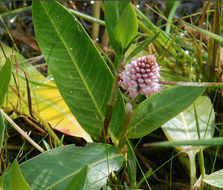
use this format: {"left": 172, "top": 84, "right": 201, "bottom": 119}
{"left": 9, "top": 160, "right": 31, "bottom": 190}
{"left": 203, "top": 169, "right": 223, "bottom": 188}
{"left": 64, "top": 165, "right": 88, "bottom": 190}
{"left": 0, "top": 111, "right": 5, "bottom": 151}
{"left": 0, "top": 58, "right": 11, "bottom": 107}
{"left": 162, "top": 96, "right": 215, "bottom": 152}
{"left": 3, "top": 143, "right": 124, "bottom": 190}
{"left": 128, "top": 87, "right": 205, "bottom": 138}
{"left": 105, "top": 1, "right": 138, "bottom": 54}
{"left": 32, "top": 1, "right": 125, "bottom": 140}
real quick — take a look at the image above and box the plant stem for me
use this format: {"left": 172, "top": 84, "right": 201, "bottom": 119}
{"left": 188, "top": 151, "right": 197, "bottom": 188}
{"left": 68, "top": 8, "right": 105, "bottom": 26}
{"left": 208, "top": 1, "right": 222, "bottom": 82}
{"left": 160, "top": 81, "right": 223, "bottom": 88}
{"left": 199, "top": 149, "right": 205, "bottom": 190}
{"left": 1, "top": 109, "right": 44, "bottom": 153}
{"left": 92, "top": 1, "right": 101, "bottom": 40}
{"left": 118, "top": 103, "right": 132, "bottom": 152}
{"left": 101, "top": 54, "right": 123, "bottom": 143}
{"left": 0, "top": 6, "right": 31, "bottom": 17}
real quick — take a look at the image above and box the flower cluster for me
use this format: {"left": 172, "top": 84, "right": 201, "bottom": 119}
{"left": 118, "top": 55, "right": 162, "bottom": 100}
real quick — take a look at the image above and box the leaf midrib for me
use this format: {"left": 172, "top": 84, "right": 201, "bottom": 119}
{"left": 40, "top": 2, "right": 104, "bottom": 121}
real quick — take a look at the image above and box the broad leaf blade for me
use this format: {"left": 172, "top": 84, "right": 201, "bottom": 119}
{"left": 9, "top": 160, "right": 31, "bottom": 190}
{"left": 64, "top": 165, "right": 88, "bottom": 190}
{"left": 105, "top": 1, "right": 138, "bottom": 54}
{"left": 0, "top": 58, "right": 11, "bottom": 107}
{"left": 3, "top": 143, "right": 124, "bottom": 190}
{"left": 128, "top": 87, "right": 205, "bottom": 138}
{"left": 162, "top": 96, "right": 215, "bottom": 152}
{"left": 32, "top": 1, "right": 125, "bottom": 139}
{"left": 203, "top": 169, "right": 223, "bottom": 188}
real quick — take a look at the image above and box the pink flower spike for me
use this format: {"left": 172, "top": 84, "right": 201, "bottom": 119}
{"left": 118, "top": 55, "right": 162, "bottom": 100}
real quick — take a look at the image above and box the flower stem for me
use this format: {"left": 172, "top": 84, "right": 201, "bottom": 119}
{"left": 118, "top": 103, "right": 132, "bottom": 152}
{"left": 188, "top": 151, "right": 197, "bottom": 188}
{"left": 199, "top": 149, "right": 205, "bottom": 190}
{"left": 101, "top": 54, "right": 123, "bottom": 143}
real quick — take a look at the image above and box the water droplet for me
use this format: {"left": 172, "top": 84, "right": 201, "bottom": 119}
{"left": 10, "top": 17, "right": 16, "bottom": 23}
{"left": 70, "top": 91, "right": 73, "bottom": 94}
{"left": 95, "top": 38, "right": 99, "bottom": 42}
{"left": 70, "top": 48, "right": 73, "bottom": 50}
{"left": 136, "top": 4, "right": 140, "bottom": 8}
{"left": 180, "top": 33, "right": 185, "bottom": 37}
{"left": 185, "top": 50, "right": 189, "bottom": 55}
{"left": 49, "top": 77, "right": 54, "bottom": 81}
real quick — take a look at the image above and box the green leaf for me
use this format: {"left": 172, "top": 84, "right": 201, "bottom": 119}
{"left": 105, "top": 1, "right": 138, "bottom": 54}
{"left": 9, "top": 160, "right": 31, "bottom": 190}
{"left": 203, "top": 169, "right": 223, "bottom": 188}
{"left": 165, "top": 1, "right": 181, "bottom": 33}
{"left": 126, "top": 32, "right": 160, "bottom": 62}
{"left": 162, "top": 96, "right": 215, "bottom": 152}
{"left": 32, "top": 1, "right": 125, "bottom": 139}
{"left": 182, "top": 21, "right": 223, "bottom": 44}
{"left": 0, "top": 58, "right": 11, "bottom": 107}
{"left": 64, "top": 165, "right": 88, "bottom": 190}
{"left": 127, "top": 142, "right": 137, "bottom": 187}
{"left": 0, "top": 111, "right": 5, "bottom": 151}
{"left": 0, "top": 174, "right": 4, "bottom": 190}
{"left": 128, "top": 87, "right": 205, "bottom": 138}
{"left": 3, "top": 143, "right": 124, "bottom": 190}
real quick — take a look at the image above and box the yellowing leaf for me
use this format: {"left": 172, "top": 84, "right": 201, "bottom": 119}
{"left": 1, "top": 43, "right": 92, "bottom": 142}
{"left": 32, "top": 80, "right": 92, "bottom": 140}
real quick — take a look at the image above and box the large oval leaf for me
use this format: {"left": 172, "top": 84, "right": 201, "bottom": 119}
{"left": 3, "top": 143, "right": 123, "bottom": 190}
{"left": 162, "top": 96, "right": 215, "bottom": 151}
{"left": 128, "top": 87, "right": 205, "bottom": 138}
{"left": 32, "top": 1, "right": 125, "bottom": 140}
